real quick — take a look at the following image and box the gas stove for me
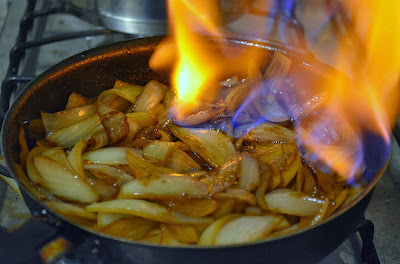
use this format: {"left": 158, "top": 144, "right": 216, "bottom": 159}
{"left": 0, "top": 0, "right": 399, "bottom": 263}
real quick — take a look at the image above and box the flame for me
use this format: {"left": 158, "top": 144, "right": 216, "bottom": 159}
{"left": 297, "top": 0, "right": 400, "bottom": 180}
{"left": 150, "top": 0, "right": 399, "bottom": 182}
{"left": 150, "top": 0, "right": 264, "bottom": 120}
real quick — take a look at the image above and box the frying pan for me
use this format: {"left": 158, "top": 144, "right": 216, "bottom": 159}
{"left": 0, "top": 36, "right": 390, "bottom": 263}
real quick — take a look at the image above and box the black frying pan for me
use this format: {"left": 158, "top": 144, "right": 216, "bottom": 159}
{"left": 0, "top": 37, "right": 390, "bottom": 263}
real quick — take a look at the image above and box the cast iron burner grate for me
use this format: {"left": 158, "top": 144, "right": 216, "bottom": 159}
{"left": 0, "top": 0, "right": 390, "bottom": 263}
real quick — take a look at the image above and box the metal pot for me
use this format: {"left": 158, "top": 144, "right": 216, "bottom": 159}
{"left": 0, "top": 36, "right": 390, "bottom": 263}
{"left": 63, "top": 0, "right": 249, "bottom": 35}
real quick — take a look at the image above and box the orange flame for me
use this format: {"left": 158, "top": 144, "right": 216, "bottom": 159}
{"left": 150, "top": 0, "right": 399, "bottom": 181}
{"left": 299, "top": 0, "right": 400, "bottom": 179}
{"left": 150, "top": 0, "right": 264, "bottom": 120}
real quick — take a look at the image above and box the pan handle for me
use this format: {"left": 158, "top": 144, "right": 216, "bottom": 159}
{"left": 0, "top": 216, "right": 62, "bottom": 263}
{"left": 0, "top": 212, "right": 108, "bottom": 263}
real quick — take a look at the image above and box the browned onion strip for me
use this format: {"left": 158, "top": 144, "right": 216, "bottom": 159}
{"left": 169, "top": 124, "right": 236, "bottom": 169}
{"left": 134, "top": 80, "right": 169, "bottom": 112}
{"left": 118, "top": 174, "right": 210, "bottom": 200}
{"left": 34, "top": 155, "right": 99, "bottom": 203}
{"left": 264, "top": 189, "right": 325, "bottom": 216}
{"left": 41, "top": 104, "right": 98, "bottom": 133}
{"left": 86, "top": 199, "right": 213, "bottom": 225}
{"left": 214, "top": 189, "right": 257, "bottom": 206}
{"left": 126, "top": 148, "right": 177, "bottom": 178}
{"left": 255, "top": 170, "right": 271, "bottom": 210}
{"left": 47, "top": 113, "right": 101, "bottom": 148}
{"left": 239, "top": 152, "right": 260, "bottom": 192}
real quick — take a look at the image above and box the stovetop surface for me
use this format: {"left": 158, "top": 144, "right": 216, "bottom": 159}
{"left": 0, "top": 0, "right": 399, "bottom": 263}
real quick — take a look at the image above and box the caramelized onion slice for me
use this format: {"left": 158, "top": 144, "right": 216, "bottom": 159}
{"left": 214, "top": 189, "right": 257, "bottom": 206}
{"left": 225, "top": 81, "right": 250, "bottom": 111}
{"left": 264, "top": 189, "right": 325, "bottom": 216}
{"left": 134, "top": 80, "right": 169, "bottom": 112}
{"left": 102, "top": 111, "right": 129, "bottom": 144}
{"left": 239, "top": 152, "right": 260, "bottom": 192}
{"left": 118, "top": 174, "right": 210, "bottom": 199}
{"left": 214, "top": 215, "right": 284, "bottom": 245}
{"left": 83, "top": 164, "right": 133, "bottom": 186}
{"left": 67, "top": 140, "right": 87, "bottom": 177}
{"left": 166, "top": 224, "right": 199, "bottom": 244}
{"left": 42, "top": 147, "right": 75, "bottom": 173}
{"left": 159, "top": 199, "right": 219, "bottom": 217}
{"left": 86, "top": 199, "right": 213, "bottom": 225}
{"left": 143, "top": 141, "right": 178, "bottom": 164}
{"left": 97, "top": 213, "right": 131, "bottom": 227}
{"left": 169, "top": 124, "right": 236, "bottom": 168}
{"left": 34, "top": 155, "right": 99, "bottom": 203}
{"left": 44, "top": 201, "right": 97, "bottom": 221}
{"left": 245, "top": 123, "right": 297, "bottom": 143}
{"left": 197, "top": 213, "right": 242, "bottom": 246}
{"left": 100, "top": 217, "right": 157, "bottom": 240}
{"left": 165, "top": 150, "right": 202, "bottom": 173}
{"left": 41, "top": 104, "right": 97, "bottom": 133}
{"left": 126, "top": 149, "right": 176, "bottom": 178}
{"left": 85, "top": 124, "right": 109, "bottom": 151}
{"left": 82, "top": 147, "right": 141, "bottom": 165}
{"left": 125, "top": 113, "right": 158, "bottom": 128}
{"left": 65, "top": 92, "right": 89, "bottom": 110}
{"left": 98, "top": 80, "right": 143, "bottom": 104}
{"left": 47, "top": 114, "right": 101, "bottom": 148}
{"left": 26, "top": 147, "right": 48, "bottom": 184}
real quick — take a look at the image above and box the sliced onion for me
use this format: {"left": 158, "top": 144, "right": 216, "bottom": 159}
{"left": 118, "top": 174, "right": 209, "bottom": 199}
{"left": 34, "top": 155, "right": 99, "bottom": 203}
{"left": 159, "top": 199, "right": 219, "bottom": 217}
{"left": 82, "top": 147, "right": 141, "bottom": 165}
{"left": 97, "top": 212, "right": 131, "bottom": 227}
{"left": 47, "top": 113, "right": 101, "bottom": 148}
{"left": 44, "top": 201, "right": 97, "bottom": 221}
{"left": 101, "top": 111, "right": 129, "bottom": 144}
{"left": 239, "top": 152, "right": 260, "bottom": 192}
{"left": 225, "top": 81, "right": 250, "bottom": 111}
{"left": 169, "top": 124, "right": 236, "bottom": 168}
{"left": 134, "top": 80, "right": 169, "bottom": 112}
{"left": 83, "top": 164, "right": 133, "bottom": 185}
{"left": 126, "top": 148, "right": 176, "bottom": 178}
{"left": 214, "top": 215, "right": 284, "bottom": 245}
{"left": 65, "top": 92, "right": 89, "bottom": 110}
{"left": 264, "top": 189, "right": 325, "bottom": 216}
{"left": 86, "top": 199, "right": 213, "bottom": 225}
{"left": 197, "top": 213, "right": 242, "bottom": 246}
{"left": 165, "top": 150, "right": 202, "bottom": 173}
{"left": 41, "top": 104, "right": 97, "bottom": 133}
{"left": 26, "top": 147, "right": 48, "bottom": 184}
{"left": 166, "top": 224, "right": 199, "bottom": 244}
{"left": 143, "top": 141, "right": 177, "bottom": 164}
{"left": 125, "top": 112, "right": 158, "bottom": 129}
{"left": 98, "top": 80, "right": 143, "bottom": 104}
{"left": 67, "top": 139, "right": 87, "bottom": 177}
{"left": 100, "top": 217, "right": 157, "bottom": 240}
{"left": 42, "top": 147, "right": 75, "bottom": 173}
{"left": 85, "top": 124, "right": 109, "bottom": 151}
{"left": 176, "top": 102, "right": 226, "bottom": 125}
{"left": 245, "top": 123, "right": 297, "bottom": 143}
{"left": 214, "top": 189, "right": 257, "bottom": 206}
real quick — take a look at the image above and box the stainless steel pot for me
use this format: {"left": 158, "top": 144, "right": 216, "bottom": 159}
{"left": 63, "top": 0, "right": 249, "bottom": 35}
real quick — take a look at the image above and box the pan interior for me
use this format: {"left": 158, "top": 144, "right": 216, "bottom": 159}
{"left": 1, "top": 36, "right": 390, "bottom": 246}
